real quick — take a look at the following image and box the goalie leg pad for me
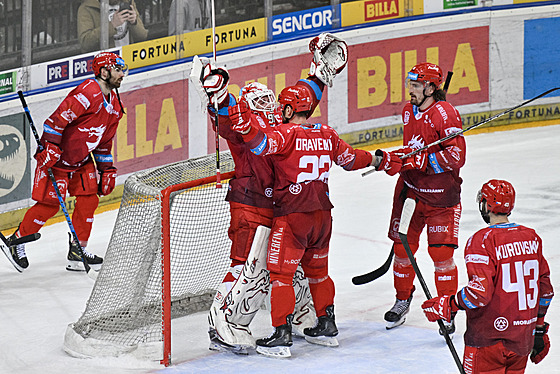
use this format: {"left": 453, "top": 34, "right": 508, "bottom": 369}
{"left": 291, "top": 265, "right": 316, "bottom": 337}
{"left": 209, "top": 225, "right": 272, "bottom": 349}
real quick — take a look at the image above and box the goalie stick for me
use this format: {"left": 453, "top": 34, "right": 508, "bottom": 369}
{"left": 210, "top": 0, "right": 222, "bottom": 189}
{"left": 17, "top": 91, "right": 98, "bottom": 280}
{"left": 362, "top": 86, "right": 560, "bottom": 177}
{"left": 399, "top": 198, "right": 465, "bottom": 374}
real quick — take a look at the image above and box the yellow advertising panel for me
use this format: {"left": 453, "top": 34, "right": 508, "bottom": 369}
{"left": 341, "top": 0, "right": 404, "bottom": 27}
{"left": 123, "top": 18, "right": 267, "bottom": 69}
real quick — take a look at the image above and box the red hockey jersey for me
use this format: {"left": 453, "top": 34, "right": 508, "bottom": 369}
{"left": 243, "top": 121, "right": 372, "bottom": 217}
{"left": 399, "top": 100, "right": 466, "bottom": 207}
{"left": 457, "top": 223, "right": 554, "bottom": 356}
{"left": 213, "top": 76, "right": 325, "bottom": 210}
{"left": 42, "top": 79, "right": 123, "bottom": 172}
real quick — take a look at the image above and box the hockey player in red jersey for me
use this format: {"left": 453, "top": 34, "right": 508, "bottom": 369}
{"left": 229, "top": 83, "right": 375, "bottom": 357}
{"left": 374, "top": 62, "right": 466, "bottom": 333}
{"left": 422, "top": 180, "right": 554, "bottom": 373}
{"left": 1, "top": 52, "right": 127, "bottom": 273}
{"left": 192, "top": 33, "right": 349, "bottom": 354}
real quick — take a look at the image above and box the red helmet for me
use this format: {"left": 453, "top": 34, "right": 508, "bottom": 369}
{"left": 92, "top": 52, "right": 128, "bottom": 77}
{"left": 477, "top": 179, "right": 516, "bottom": 215}
{"left": 278, "top": 85, "right": 313, "bottom": 113}
{"left": 407, "top": 63, "right": 444, "bottom": 88}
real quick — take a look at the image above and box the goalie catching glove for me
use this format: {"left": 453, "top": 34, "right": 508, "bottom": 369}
{"left": 189, "top": 55, "right": 230, "bottom": 108}
{"left": 309, "top": 33, "right": 348, "bottom": 87}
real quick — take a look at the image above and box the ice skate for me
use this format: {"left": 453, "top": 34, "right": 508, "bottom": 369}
{"left": 208, "top": 327, "right": 249, "bottom": 355}
{"left": 66, "top": 234, "right": 103, "bottom": 272}
{"left": 1, "top": 233, "right": 28, "bottom": 272}
{"left": 304, "top": 305, "right": 339, "bottom": 347}
{"left": 256, "top": 315, "right": 293, "bottom": 358}
{"left": 385, "top": 288, "right": 414, "bottom": 330}
{"left": 439, "top": 312, "right": 456, "bottom": 337}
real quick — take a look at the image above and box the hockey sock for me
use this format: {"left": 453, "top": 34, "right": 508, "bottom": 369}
{"left": 72, "top": 194, "right": 99, "bottom": 246}
{"left": 428, "top": 246, "right": 458, "bottom": 296}
{"left": 270, "top": 277, "right": 296, "bottom": 327}
{"left": 18, "top": 203, "right": 59, "bottom": 237}
{"left": 308, "top": 276, "right": 335, "bottom": 317}
{"left": 434, "top": 259, "right": 458, "bottom": 296}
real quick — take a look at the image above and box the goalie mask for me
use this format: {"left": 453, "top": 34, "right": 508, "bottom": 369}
{"left": 239, "top": 82, "right": 277, "bottom": 112}
{"left": 476, "top": 179, "right": 516, "bottom": 223}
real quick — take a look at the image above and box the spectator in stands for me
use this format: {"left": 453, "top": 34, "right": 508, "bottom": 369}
{"left": 78, "top": 0, "right": 148, "bottom": 53}
{"left": 168, "top": 0, "right": 210, "bottom": 35}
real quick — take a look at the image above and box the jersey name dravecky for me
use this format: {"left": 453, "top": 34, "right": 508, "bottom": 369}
{"left": 495, "top": 239, "right": 539, "bottom": 261}
{"left": 295, "top": 137, "right": 332, "bottom": 152}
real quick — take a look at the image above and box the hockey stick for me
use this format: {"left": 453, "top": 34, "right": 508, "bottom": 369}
{"left": 362, "top": 86, "right": 560, "bottom": 177}
{"left": 210, "top": 0, "right": 222, "bottom": 189}
{"left": 399, "top": 198, "right": 465, "bottom": 374}
{"left": 17, "top": 91, "right": 98, "bottom": 280}
{"left": 352, "top": 245, "right": 393, "bottom": 285}
{"left": 443, "top": 71, "right": 453, "bottom": 93}
{"left": 0, "top": 232, "right": 41, "bottom": 246}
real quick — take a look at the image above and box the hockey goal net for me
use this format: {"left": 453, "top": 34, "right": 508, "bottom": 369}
{"left": 63, "top": 151, "right": 235, "bottom": 366}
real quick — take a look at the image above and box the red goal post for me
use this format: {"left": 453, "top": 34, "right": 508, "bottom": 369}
{"left": 63, "top": 152, "right": 235, "bottom": 366}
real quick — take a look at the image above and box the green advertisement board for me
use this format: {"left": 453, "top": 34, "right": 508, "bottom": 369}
{"left": 444, "top": 0, "right": 477, "bottom": 9}
{"left": 0, "top": 71, "right": 16, "bottom": 95}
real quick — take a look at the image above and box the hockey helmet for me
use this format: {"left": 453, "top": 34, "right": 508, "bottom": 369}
{"left": 477, "top": 179, "right": 516, "bottom": 215}
{"left": 278, "top": 85, "right": 313, "bottom": 113}
{"left": 239, "top": 82, "right": 277, "bottom": 112}
{"left": 92, "top": 52, "right": 128, "bottom": 77}
{"left": 406, "top": 63, "right": 444, "bottom": 88}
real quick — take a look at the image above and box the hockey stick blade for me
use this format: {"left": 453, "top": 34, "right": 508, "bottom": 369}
{"left": 7, "top": 233, "right": 41, "bottom": 246}
{"left": 352, "top": 246, "right": 394, "bottom": 285}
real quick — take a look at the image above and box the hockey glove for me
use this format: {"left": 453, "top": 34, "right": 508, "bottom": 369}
{"left": 98, "top": 167, "right": 117, "bottom": 196}
{"left": 400, "top": 147, "right": 428, "bottom": 172}
{"left": 374, "top": 149, "right": 402, "bottom": 176}
{"left": 309, "top": 33, "right": 348, "bottom": 87}
{"left": 530, "top": 322, "right": 550, "bottom": 364}
{"left": 421, "top": 294, "right": 461, "bottom": 323}
{"left": 228, "top": 100, "right": 252, "bottom": 135}
{"left": 35, "top": 142, "right": 61, "bottom": 169}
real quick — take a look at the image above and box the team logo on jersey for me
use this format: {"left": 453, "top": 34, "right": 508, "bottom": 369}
{"left": 494, "top": 317, "right": 508, "bottom": 332}
{"left": 403, "top": 111, "right": 410, "bottom": 125}
{"left": 74, "top": 93, "right": 90, "bottom": 109}
{"left": 407, "top": 134, "right": 425, "bottom": 150}
{"left": 78, "top": 125, "right": 106, "bottom": 152}
{"left": 465, "top": 254, "right": 489, "bottom": 265}
{"left": 60, "top": 108, "right": 78, "bottom": 123}
{"left": 336, "top": 148, "right": 353, "bottom": 166}
{"left": 466, "top": 275, "right": 486, "bottom": 292}
{"left": 289, "top": 183, "right": 302, "bottom": 195}
{"left": 265, "top": 187, "right": 273, "bottom": 198}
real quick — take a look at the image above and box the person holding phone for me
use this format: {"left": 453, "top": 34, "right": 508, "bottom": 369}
{"left": 78, "top": 0, "right": 148, "bottom": 52}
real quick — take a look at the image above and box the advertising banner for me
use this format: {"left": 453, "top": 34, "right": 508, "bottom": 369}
{"left": 0, "top": 71, "right": 17, "bottom": 95}
{"left": 113, "top": 80, "right": 190, "bottom": 175}
{"left": 0, "top": 113, "right": 31, "bottom": 205}
{"left": 341, "top": 0, "right": 404, "bottom": 27}
{"left": 444, "top": 0, "right": 477, "bottom": 9}
{"left": 523, "top": 17, "right": 560, "bottom": 100}
{"left": 269, "top": 6, "right": 336, "bottom": 40}
{"left": 347, "top": 26, "right": 489, "bottom": 123}
{"left": 123, "top": 18, "right": 267, "bottom": 70}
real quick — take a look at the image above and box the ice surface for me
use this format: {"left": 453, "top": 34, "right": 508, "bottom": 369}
{"left": 1, "top": 125, "right": 559, "bottom": 373}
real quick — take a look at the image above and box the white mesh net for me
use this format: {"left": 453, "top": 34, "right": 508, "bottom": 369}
{"left": 63, "top": 151, "right": 235, "bottom": 361}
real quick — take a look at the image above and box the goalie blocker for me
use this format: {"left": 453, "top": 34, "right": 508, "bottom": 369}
{"left": 208, "top": 226, "right": 316, "bottom": 353}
